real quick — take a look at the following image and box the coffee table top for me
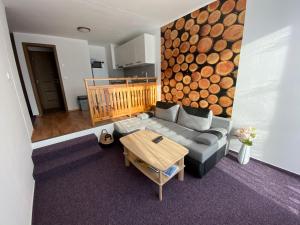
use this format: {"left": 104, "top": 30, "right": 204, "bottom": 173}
{"left": 120, "top": 130, "right": 189, "bottom": 171}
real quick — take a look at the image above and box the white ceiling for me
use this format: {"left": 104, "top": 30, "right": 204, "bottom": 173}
{"left": 3, "top": 0, "right": 213, "bottom": 45}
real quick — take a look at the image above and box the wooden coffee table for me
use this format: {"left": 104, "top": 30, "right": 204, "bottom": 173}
{"left": 120, "top": 130, "right": 189, "bottom": 201}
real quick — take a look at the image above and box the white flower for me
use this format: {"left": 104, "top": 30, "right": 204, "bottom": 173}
{"left": 236, "top": 127, "right": 257, "bottom": 145}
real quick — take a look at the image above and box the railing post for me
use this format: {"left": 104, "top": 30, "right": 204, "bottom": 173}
{"left": 155, "top": 78, "right": 157, "bottom": 104}
{"left": 84, "top": 79, "right": 95, "bottom": 127}
{"left": 126, "top": 79, "right": 132, "bottom": 118}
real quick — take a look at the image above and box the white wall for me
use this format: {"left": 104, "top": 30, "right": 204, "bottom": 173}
{"left": 0, "top": 25, "right": 33, "bottom": 135}
{"left": 230, "top": 0, "right": 300, "bottom": 175}
{"left": 150, "top": 28, "right": 162, "bottom": 100}
{"left": 14, "top": 32, "right": 92, "bottom": 115}
{"left": 89, "top": 45, "right": 108, "bottom": 77}
{"left": 0, "top": 1, "right": 35, "bottom": 224}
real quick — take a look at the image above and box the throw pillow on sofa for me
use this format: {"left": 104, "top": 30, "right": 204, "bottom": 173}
{"left": 193, "top": 133, "right": 218, "bottom": 145}
{"left": 177, "top": 106, "right": 212, "bottom": 131}
{"left": 193, "top": 128, "right": 226, "bottom": 145}
{"left": 155, "top": 101, "right": 180, "bottom": 122}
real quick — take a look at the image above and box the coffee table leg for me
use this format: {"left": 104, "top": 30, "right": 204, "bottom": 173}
{"left": 178, "top": 158, "right": 184, "bottom": 181}
{"left": 123, "top": 147, "right": 130, "bottom": 167}
{"left": 159, "top": 185, "right": 162, "bottom": 201}
{"left": 159, "top": 171, "right": 163, "bottom": 201}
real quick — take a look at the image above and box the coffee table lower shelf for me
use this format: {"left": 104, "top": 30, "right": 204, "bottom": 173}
{"left": 124, "top": 148, "right": 185, "bottom": 201}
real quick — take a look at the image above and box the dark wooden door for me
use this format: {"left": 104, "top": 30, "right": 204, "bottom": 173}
{"left": 29, "top": 51, "right": 64, "bottom": 113}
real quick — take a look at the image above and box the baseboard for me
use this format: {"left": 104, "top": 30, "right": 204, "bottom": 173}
{"left": 68, "top": 108, "right": 80, "bottom": 112}
{"left": 228, "top": 150, "right": 300, "bottom": 178}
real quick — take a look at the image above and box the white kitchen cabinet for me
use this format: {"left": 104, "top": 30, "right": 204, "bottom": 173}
{"left": 114, "top": 33, "right": 155, "bottom": 68}
{"left": 123, "top": 41, "right": 135, "bottom": 67}
{"left": 115, "top": 44, "right": 127, "bottom": 68}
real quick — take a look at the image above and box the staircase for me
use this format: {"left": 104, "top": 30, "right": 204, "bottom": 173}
{"left": 32, "top": 134, "right": 102, "bottom": 181}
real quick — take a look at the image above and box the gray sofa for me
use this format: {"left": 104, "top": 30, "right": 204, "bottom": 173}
{"left": 114, "top": 102, "right": 232, "bottom": 177}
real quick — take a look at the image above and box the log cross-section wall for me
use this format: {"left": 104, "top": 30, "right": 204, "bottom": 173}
{"left": 160, "top": 0, "right": 246, "bottom": 118}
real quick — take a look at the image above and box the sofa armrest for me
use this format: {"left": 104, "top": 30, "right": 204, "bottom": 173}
{"left": 211, "top": 116, "right": 232, "bottom": 134}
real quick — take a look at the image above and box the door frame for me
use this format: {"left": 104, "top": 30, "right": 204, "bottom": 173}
{"left": 22, "top": 42, "right": 68, "bottom": 115}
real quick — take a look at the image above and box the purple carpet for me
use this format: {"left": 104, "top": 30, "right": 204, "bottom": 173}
{"left": 32, "top": 144, "right": 300, "bottom": 225}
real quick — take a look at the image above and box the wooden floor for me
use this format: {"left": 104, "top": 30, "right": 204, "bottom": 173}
{"left": 31, "top": 110, "right": 128, "bottom": 142}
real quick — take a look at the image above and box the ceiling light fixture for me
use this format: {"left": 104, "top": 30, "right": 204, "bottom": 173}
{"left": 77, "top": 26, "right": 91, "bottom": 33}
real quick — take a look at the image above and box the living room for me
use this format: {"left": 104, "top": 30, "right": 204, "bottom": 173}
{"left": 0, "top": 0, "right": 299, "bottom": 225}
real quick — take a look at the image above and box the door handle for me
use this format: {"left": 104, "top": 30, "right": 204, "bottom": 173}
{"left": 36, "top": 79, "right": 39, "bottom": 84}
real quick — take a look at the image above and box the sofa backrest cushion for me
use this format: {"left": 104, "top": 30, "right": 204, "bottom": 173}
{"left": 177, "top": 106, "right": 212, "bottom": 131}
{"left": 155, "top": 101, "right": 179, "bottom": 122}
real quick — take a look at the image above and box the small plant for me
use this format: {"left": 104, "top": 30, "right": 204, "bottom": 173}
{"left": 236, "top": 127, "right": 256, "bottom": 146}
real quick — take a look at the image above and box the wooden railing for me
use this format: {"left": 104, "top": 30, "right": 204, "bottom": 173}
{"left": 84, "top": 77, "right": 157, "bottom": 126}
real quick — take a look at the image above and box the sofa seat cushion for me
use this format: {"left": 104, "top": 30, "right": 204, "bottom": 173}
{"left": 114, "top": 117, "right": 227, "bottom": 163}
{"left": 145, "top": 118, "right": 227, "bottom": 163}
{"left": 145, "top": 117, "right": 196, "bottom": 140}
{"left": 113, "top": 117, "right": 148, "bottom": 134}
{"left": 178, "top": 136, "right": 227, "bottom": 163}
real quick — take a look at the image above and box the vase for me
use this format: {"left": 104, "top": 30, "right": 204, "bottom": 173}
{"left": 238, "top": 144, "right": 251, "bottom": 165}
